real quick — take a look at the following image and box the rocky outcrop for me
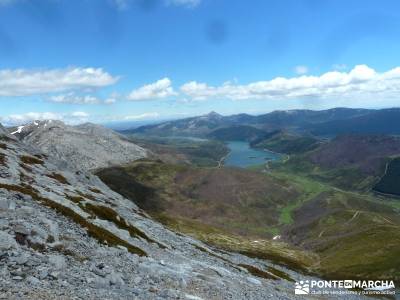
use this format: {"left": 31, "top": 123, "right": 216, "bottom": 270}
{"left": 8, "top": 120, "right": 147, "bottom": 171}
{"left": 1, "top": 122, "right": 313, "bottom": 300}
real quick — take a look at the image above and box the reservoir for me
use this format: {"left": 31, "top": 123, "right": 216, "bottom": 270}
{"left": 224, "top": 141, "right": 282, "bottom": 168}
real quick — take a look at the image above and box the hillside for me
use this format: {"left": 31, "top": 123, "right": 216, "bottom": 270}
{"left": 97, "top": 159, "right": 400, "bottom": 282}
{"left": 0, "top": 124, "right": 313, "bottom": 299}
{"left": 97, "top": 160, "right": 301, "bottom": 238}
{"left": 8, "top": 120, "right": 148, "bottom": 171}
{"left": 276, "top": 134, "right": 400, "bottom": 191}
{"left": 251, "top": 131, "right": 322, "bottom": 155}
{"left": 207, "top": 125, "right": 268, "bottom": 142}
{"left": 374, "top": 157, "right": 400, "bottom": 196}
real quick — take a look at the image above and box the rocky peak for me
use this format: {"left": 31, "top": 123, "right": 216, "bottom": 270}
{"left": 9, "top": 121, "right": 148, "bottom": 172}
{"left": 205, "top": 111, "right": 223, "bottom": 119}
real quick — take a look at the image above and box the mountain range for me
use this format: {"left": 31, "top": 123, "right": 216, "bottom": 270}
{"left": 2, "top": 111, "right": 400, "bottom": 298}
{"left": 126, "top": 107, "right": 400, "bottom": 139}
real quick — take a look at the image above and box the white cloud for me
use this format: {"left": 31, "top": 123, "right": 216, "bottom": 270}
{"left": 0, "top": 67, "right": 118, "bottom": 97}
{"left": 123, "top": 112, "right": 160, "bottom": 120}
{"left": 128, "top": 78, "right": 176, "bottom": 101}
{"left": 180, "top": 65, "right": 400, "bottom": 101}
{"left": 1, "top": 111, "right": 90, "bottom": 126}
{"left": 2, "top": 112, "right": 62, "bottom": 125}
{"left": 49, "top": 93, "right": 100, "bottom": 104}
{"left": 166, "top": 0, "right": 201, "bottom": 8}
{"left": 294, "top": 65, "right": 308, "bottom": 75}
{"left": 71, "top": 111, "right": 89, "bottom": 118}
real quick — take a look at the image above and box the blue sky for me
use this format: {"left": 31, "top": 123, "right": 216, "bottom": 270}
{"left": 1, "top": 0, "right": 400, "bottom": 125}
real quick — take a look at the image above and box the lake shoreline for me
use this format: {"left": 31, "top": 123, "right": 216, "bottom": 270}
{"left": 223, "top": 141, "right": 283, "bottom": 168}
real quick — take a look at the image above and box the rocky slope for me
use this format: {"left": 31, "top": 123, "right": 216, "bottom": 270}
{"left": 8, "top": 120, "right": 147, "bottom": 171}
{"left": 0, "top": 122, "right": 343, "bottom": 300}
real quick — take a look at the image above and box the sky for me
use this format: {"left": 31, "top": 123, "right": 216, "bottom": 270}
{"left": 1, "top": 0, "right": 400, "bottom": 125}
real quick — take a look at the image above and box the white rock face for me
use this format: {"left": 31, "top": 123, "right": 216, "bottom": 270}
{"left": 9, "top": 120, "right": 148, "bottom": 171}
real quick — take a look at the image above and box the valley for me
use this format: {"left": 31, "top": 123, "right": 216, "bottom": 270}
{"left": 2, "top": 107, "right": 400, "bottom": 298}
{"left": 101, "top": 108, "right": 400, "bottom": 285}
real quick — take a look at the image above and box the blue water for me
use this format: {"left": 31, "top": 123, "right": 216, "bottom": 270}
{"left": 224, "top": 141, "right": 282, "bottom": 168}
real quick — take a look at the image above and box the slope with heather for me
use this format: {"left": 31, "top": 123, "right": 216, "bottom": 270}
{"left": 276, "top": 134, "right": 400, "bottom": 191}
{"left": 97, "top": 159, "right": 400, "bottom": 282}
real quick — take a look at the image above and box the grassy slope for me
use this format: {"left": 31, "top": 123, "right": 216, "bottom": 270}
{"left": 273, "top": 154, "right": 379, "bottom": 191}
{"left": 98, "top": 159, "right": 400, "bottom": 282}
{"left": 271, "top": 169, "right": 400, "bottom": 281}
{"left": 252, "top": 132, "right": 320, "bottom": 155}
{"left": 97, "top": 160, "right": 319, "bottom": 271}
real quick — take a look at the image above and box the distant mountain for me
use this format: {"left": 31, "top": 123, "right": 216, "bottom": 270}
{"left": 127, "top": 107, "right": 377, "bottom": 139}
{"left": 8, "top": 120, "right": 148, "bottom": 171}
{"left": 129, "top": 111, "right": 228, "bottom": 137}
{"left": 255, "top": 108, "right": 372, "bottom": 131}
{"left": 309, "top": 108, "right": 400, "bottom": 136}
{"left": 207, "top": 125, "right": 268, "bottom": 142}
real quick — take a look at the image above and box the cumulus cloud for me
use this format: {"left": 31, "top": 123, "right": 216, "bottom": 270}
{"left": 1, "top": 111, "right": 90, "bottom": 126}
{"left": 294, "top": 65, "right": 309, "bottom": 75}
{"left": 166, "top": 0, "right": 201, "bottom": 8}
{"left": 0, "top": 67, "right": 118, "bottom": 97}
{"left": 128, "top": 78, "right": 176, "bottom": 101}
{"left": 180, "top": 65, "right": 400, "bottom": 101}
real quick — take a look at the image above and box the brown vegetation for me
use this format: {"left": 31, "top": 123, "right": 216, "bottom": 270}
{"left": 20, "top": 155, "right": 44, "bottom": 165}
{"left": 46, "top": 173, "right": 69, "bottom": 185}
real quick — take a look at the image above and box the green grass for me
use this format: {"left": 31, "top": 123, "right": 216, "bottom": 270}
{"left": 269, "top": 171, "right": 329, "bottom": 225}
{"left": 273, "top": 155, "right": 379, "bottom": 192}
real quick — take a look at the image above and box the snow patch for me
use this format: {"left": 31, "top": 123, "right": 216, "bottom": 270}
{"left": 11, "top": 126, "right": 25, "bottom": 135}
